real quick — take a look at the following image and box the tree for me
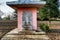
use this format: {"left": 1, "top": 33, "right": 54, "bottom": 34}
{"left": 38, "top": 0, "right": 59, "bottom": 20}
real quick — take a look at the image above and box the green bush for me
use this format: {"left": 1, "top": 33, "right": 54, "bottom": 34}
{"left": 39, "top": 23, "right": 49, "bottom": 32}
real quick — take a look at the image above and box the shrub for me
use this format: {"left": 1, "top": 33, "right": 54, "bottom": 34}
{"left": 39, "top": 23, "right": 49, "bottom": 32}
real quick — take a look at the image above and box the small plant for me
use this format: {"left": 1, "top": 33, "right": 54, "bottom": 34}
{"left": 39, "top": 23, "right": 49, "bottom": 32}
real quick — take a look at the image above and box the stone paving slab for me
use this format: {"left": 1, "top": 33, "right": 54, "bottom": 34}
{"left": 1, "top": 34, "right": 49, "bottom": 40}
{"left": 7, "top": 28, "right": 46, "bottom": 35}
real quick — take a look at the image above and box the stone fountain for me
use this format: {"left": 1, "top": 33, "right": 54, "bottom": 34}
{"left": 0, "top": 0, "right": 49, "bottom": 40}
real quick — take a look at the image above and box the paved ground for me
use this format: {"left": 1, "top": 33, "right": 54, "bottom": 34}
{"left": 1, "top": 28, "right": 60, "bottom": 40}
{"left": 1, "top": 28, "right": 49, "bottom": 40}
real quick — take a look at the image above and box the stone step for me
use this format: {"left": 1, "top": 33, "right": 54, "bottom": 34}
{"left": 1, "top": 28, "right": 49, "bottom": 40}
{"left": 1, "top": 38, "right": 49, "bottom": 40}
{"left": 1, "top": 35, "right": 49, "bottom": 40}
{"left": 0, "top": 26, "right": 16, "bottom": 30}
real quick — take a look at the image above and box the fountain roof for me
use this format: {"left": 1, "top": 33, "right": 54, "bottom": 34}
{"left": 6, "top": 0, "right": 46, "bottom": 8}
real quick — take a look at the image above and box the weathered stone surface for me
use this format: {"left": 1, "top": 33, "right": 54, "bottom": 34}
{"left": 1, "top": 28, "right": 49, "bottom": 40}
{"left": 1, "top": 34, "right": 49, "bottom": 40}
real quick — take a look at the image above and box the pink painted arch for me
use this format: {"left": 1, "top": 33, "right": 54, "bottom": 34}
{"left": 17, "top": 7, "right": 37, "bottom": 31}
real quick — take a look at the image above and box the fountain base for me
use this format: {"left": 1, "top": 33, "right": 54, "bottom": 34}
{"left": 1, "top": 28, "right": 49, "bottom": 40}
